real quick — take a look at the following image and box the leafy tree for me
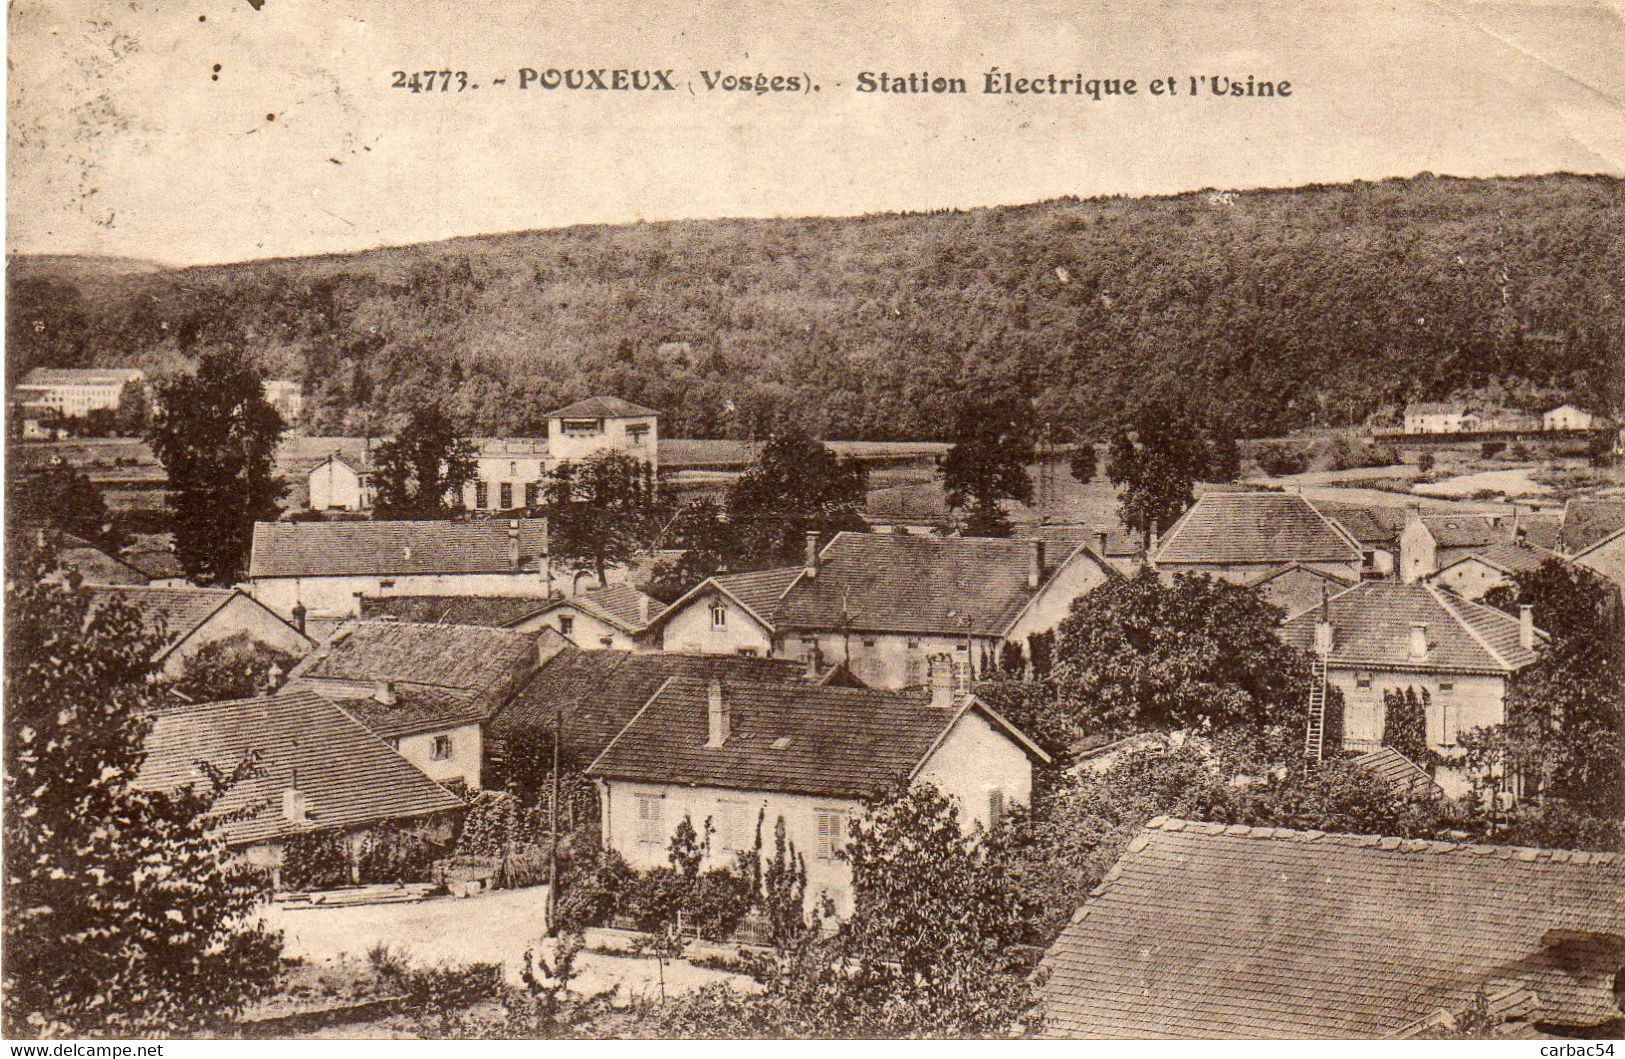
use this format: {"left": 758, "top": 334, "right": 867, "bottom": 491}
{"left": 1089, "top": 395, "right": 1238, "bottom": 547}
{"left": 1381, "top": 687, "right": 1430, "bottom": 763}
{"left": 542, "top": 451, "right": 658, "bottom": 588}
{"left": 6, "top": 462, "right": 118, "bottom": 548}
{"left": 727, "top": 429, "right": 868, "bottom": 569}
{"left": 1052, "top": 569, "right": 1310, "bottom": 735}
{"left": 643, "top": 498, "right": 741, "bottom": 602}
{"left": 165, "top": 632, "right": 300, "bottom": 704}
{"left": 113, "top": 379, "right": 150, "bottom": 437}
{"left": 147, "top": 350, "right": 286, "bottom": 584}
{"left": 371, "top": 405, "right": 478, "bottom": 520}
{"left": 3, "top": 543, "right": 282, "bottom": 1036}
{"left": 940, "top": 396, "right": 1034, "bottom": 537}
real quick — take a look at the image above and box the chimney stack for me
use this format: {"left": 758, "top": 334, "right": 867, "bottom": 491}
{"left": 282, "top": 786, "right": 309, "bottom": 825}
{"left": 508, "top": 519, "right": 521, "bottom": 571}
{"left": 705, "top": 678, "right": 730, "bottom": 747}
{"left": 373, "top": 680, "right": 396, "bottom": 706}
{"left": 291, "top": 600, "right": 307, "bottom": 635}
{"left": 804, "top": 531, "right": 820, "bottom": 579}
{"left": 1028, "top": 540, "right": 1046, "bottom": 589}
{"left": 927, "top": 655, "right": 955, "bottom": 708}
{"left": 804, "top": 642, "right": 822, "bottom": 680}
{"left": 264, "top": 662, "right": 284, "bottom": 696}
{"left": 1314, "top": 619, "right": 1334, "bottom": 656}
{"left": 639, "top": 592, "right": 651, "bottom": 625}
{"left": 1096, "top": 530, "right": 1109, "bottom": 556}
{"left": 1519, "top": 604, "right": 1534, "bottom": 650}
{"left": 1409, "top": 623, "right": 1428, "bottom": 660}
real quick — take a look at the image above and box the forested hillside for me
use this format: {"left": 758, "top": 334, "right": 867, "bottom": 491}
{"left": 8, "top": 173, "right": 1622, "bottom": 440}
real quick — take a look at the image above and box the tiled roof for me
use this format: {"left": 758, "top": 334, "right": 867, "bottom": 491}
{"left": 136, "top": 689, "right": 464, "bottom": 847}
{"left": 1154, "top": 492, "right": 1362, "bottom": 567}
{"left": 1351, "top": 746, "right": 1444, "bottom": 797}
{"left": 85, "top": 585, "right": 236, "bottom": 655}
{"left": 1561, "top": 500, "right": 1625, "bottom": 555}
{"left": 1245, "top": 562, "right": 1358, "bottom": 591}
{"left": 1421, "top": 513, "right": 1512, "bottom": 549}
{"left": 321, "top": 683, "right": 487, "bottom": 739}
{"left": 1037, "top": 817, "right": 1625, "bottom": 1039}
{"left": 1405, "top": 401, "right": 1469, "bottom": 416}
{"left": 547, "top": 396, "right": 658, "bottom": 419}
{"left": 1572, "top": 528, "right": 1625, "bottom": 589}
{"left": 288, "top": 620, "right": 542, "bottom": 697}
{"left": 775, "top": 532, "right": 1103, "bottom": 638}
{"left": 1437, "top": 541, "right": 1557, "bottom": 577}
{"left": 588, "top": 677, "right": 1001, "bottom": 799}
{"left": 551, "top": 584, "right": 666, "bottom": 632}
{"left": 248, "top": 518, "right": 547, "bottom": 578}
{"left": 48, "top": 532, "right": 151, "bottom": 585}
{"left": 1020, "top": 524, "right": 1143, "bottom": 557}
{"left": 1280, "top": 582, "right": 1542, "bottom": 674}
{"left": 490, "top": 649, "right": 810, "bottom": 765}
{"left": 1312, "top": 502, "right": 1406, "bottom": 546}
{"left": 119, "top": 542, "right": 187, "bottom": 581}
{"left": 359, "top": 594, "right": 552, "bottom": 627}
{"left": 711, "top": 567, "right": 803, "bottom": 627}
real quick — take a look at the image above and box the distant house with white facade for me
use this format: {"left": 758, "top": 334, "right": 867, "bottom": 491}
{"left": 1543, "top": 404, "right": 1600, "bottom": 431}
{"left": 646, "top": 531, "right": 1119, "bottom": 687}
{"left": 87, "top": 585, "right": 314, "bottom": 678}
{"left": 585, "top": 670, "right": 1049, "bottom": 915}
{"left": 12, "top": 367, "right": 144, "bottom": 419}
{"left": 1397, "top": 508, "right": 1529, "bottom": 583}
{"left": 307, "top": 453, "right": 372, "bottom": 511}
{"left": 461, "top": 437, "right": 550, "bottom": 513}
{"left": 282, "top": 620, "right": 568, "bottom": 791}
{"left": 1150, "top": 491, "right": 1366, "bottom": 597}
{"left": 246, "top": 518, "right": 550, "bottom": 619}
{"left": 1279, "top": 582, "right": 1543, "bottom": 781}
{"left": 1427, "top": 540, "right": 1559, "bottom": 601}
{"left": 137, "top": 689, "right": 465, "bottom": 883}
{"left": 546, "top": 396, "right": 659, "bottom": 471}
{"left": 1403, "top": 401, "right": 1474, "bottom": 434}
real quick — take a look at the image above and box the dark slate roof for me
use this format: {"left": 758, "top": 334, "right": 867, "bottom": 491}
{"left": 490, "top": 649, "right": 810, "bottom": 765}
{"left": 1279, "top": 582, "right": 1542, "bottom": 674}
{"left": 1561, "top": 500, "right": 1625, "bottom": 555}
{"left": 1351, "top": 746, "right": 1444, "bottom": 798}
{"left": 359, "top": 594, "right": 553, "bottom": 627}
{"left": 136, "top": 689, "right": 464, "bottom": 847}
{"left": 1154, "top": 492, "right": 1362, "bottom": 566}
{"left": 248, "top": 519, "right": 548, "bottom": 578}
{"left": 775, "top": 532, "right": 1100, "bottom": 637}
{"left": 1437, "top": 541, "right": 1558, "bottom": 577}
{"left": 547, "top": 396, "right": 658, "bottom": 419}
{"left": 1037, "top": 817, "right": 1625, "bottom": 1039}
{"left": 85, "top": 585, "right": 236, "bottom": 654}
{"left": 587, "top": 677, "right": 1015, "bottom": 798}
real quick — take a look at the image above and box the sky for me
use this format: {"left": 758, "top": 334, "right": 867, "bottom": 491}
{"left": 7, "top": 0, "right": 1625, "bottom": 266}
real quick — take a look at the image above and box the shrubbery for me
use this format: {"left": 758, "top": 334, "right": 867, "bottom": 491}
{"left": 281, "top": 831, "right": 353, "bottom": 891}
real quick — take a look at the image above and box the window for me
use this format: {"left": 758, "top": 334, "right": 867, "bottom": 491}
{"left": 524, "top": 482, "right": 540, "bottom": 508}
{"left": 988, "top": 790, "right": 1006, "bottom": 829}
{"left": 636, "top": 793, "right": 664, "bottom": 844}
{"left": 861, "top": 637, "right": 876, "bottom": 647}
{"left": 562, "top": 418, "right": 603, "bottom": 436}
{"left": 475, "top": 480, "right": 489, "bottom": 509}
{"left": 499, "top": 482, "right": 513, "bottom": 509}
{"left": 1438, "top": 681, "right": 1455, "bottom": 694}
{"left": 815, "top": 809, "right": 846, "bottom": 860}
{"left": 1356, "top": 672, "right": 1372, "bottom": 688}
{"left": 431, "top": 734, "right": 453, "bottom": 760}
{"left": 599, "top": 636, "right": 614, "bottom": 648}
{"left": 710, "top": 602, "right": 727, "bottom": 630}
{"left": 379, "top": 579, "right": 396, "bottom": 590}
{"left": 626, "top": 424, "right": 649, "bottom": 446}
{"left": 906, "top": 657, "right": 925, "bottom": 684}
{"left": 715, "top": 800, "right": 749, "bottom": 852}
{"left": 558, "top": 615, "right": 574, "bottom": 636}
{"left": 509, "top": 461, "right": 518, "bottom": 476}
{"left": 736, "top": 647, "right": 758, "bottom": 657}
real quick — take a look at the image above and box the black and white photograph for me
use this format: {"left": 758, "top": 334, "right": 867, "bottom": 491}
{"left": 3, "top": 0, "right": 1623, "bottom": 1043}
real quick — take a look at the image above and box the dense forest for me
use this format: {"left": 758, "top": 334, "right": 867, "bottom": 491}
{"left": 8, "top": 173, "right": 1622, "bottom": 441}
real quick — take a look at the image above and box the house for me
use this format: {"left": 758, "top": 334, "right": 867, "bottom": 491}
{"left": 1399, "top": 508, "right": 1514, "bottom": 583}
{"left": 1150, "top": 491, "right": 1365, "bottom": 586}
{"left": 649, "top": 532, "right": 1119, "bottom": 688}
{"left": 485, "top": 647, "right": 821, "bottom": 782}
{"left": 135, "top": 689, "right": 466, "bottom": 882}
{"left": 306, "top": 453, "right": 373, "bottom": 511}
{"left": 1245, "top": 562, "right": 1359, "bottom": 617}
{"left": 461, "top": 437, "right": 550, "bottom": 513}
{"left": 117, "top": 538, "right": 190, "bottom": 588}
{"left": 246, "top": 518, "right": 550, "bottom": 618}
{"left": 1570, "top": 527, "right": 1625, "bottom": 617}
{"left": 1404, "top": 401, "right": 1473, "bottom": 434}
{"left": 1035, "top": 816, "right": 1625, "bottom": 1039}
{"left": 1543, "top": 404, "right": 1601, "bottom": 431}
{"left": 1558, "top": 499, "right": 1625, "bottom": 556}
{"left": 280, "top": 620, "right": 567, "bottom": 790}
{"left": 87, "top": 585, "right": 314, "bottom": 678}
{"left": 1279, "top": 582, "right": 1542, "bottom": 770}
{"left": 546, "top": 396, "right": 659, "bottom": 472}
{"left": 12, "top": 367, "right": 144, "bottom": 419}
{"left": 263, "top": 379, "right": 304, "bottom": 424}
{"left": 1019, "top": 524, "right": 1145, "bottom": 577}
{"left": 1427, "top": 540, "right": 1559, "bottom": 601}
{"left": 1312, "top": 501, "right": 1405, "bottom": 577}
{"left": 585, "top": 668, "right": 1049, "bottom": 915}
{"left": 507, "top": 584, "right": 666, "bottom": 649}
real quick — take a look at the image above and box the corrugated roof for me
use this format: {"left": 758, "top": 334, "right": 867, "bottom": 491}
{"left": 547, "top": 396, "right": 658, "bottom": 419}
{"left": 86, "top": 585, "right": 236, "bottom": 654}
{"left": 359, "top": 594, "right": 552, "bottom": 627}
{"left": 490, "top": 649, "right": 810, "bottom": 765}
{"left": 775, "top": 532, "right": 1104, "bottom": 637}
{"left": 136, "top": 689, "right": 464, "bottom": 847}
{"left": 1154, "top": 492, "right": 1362, "bottom": 567}
{"left": 1037, "top": 817, "right": 1625, "bottom": 1039}
{"left": 248, "top": 518, "right": 547, "bottom": 578}
{"left": 1280, "top": 582, "right": 1541, "bottom": 674}
{"left": 586, "top": 677, "right": 964, "bottom": 798}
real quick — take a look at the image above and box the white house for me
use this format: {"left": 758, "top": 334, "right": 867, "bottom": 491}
{"left": 585, "top": 666, "right": 1049, "bottom": 916}
{"left": 307, "top": 453, "right": 373, "bottom": 511}
{"left": 1151, "top": 490, "right": 1366, "bottom": 588}
{"left": 546, "top": 396, "right": 659, "bottom": 471}
{"left": 87, "top": 584, "right": 315, "bottom": 678}
{"left": 645, "top": 531, "right": 1119, "bottom": 687}
{"left": 1543, "top": 404, "right": 1599, "bottom": 431}
{"left": 510, "top": 584, "right": 665, "bottom": 649}
{"left": 461, "top": 437, "right": 550, "bottom": 513}
{"left": 1427, "top": 541, "right": 1558, "bottom": 601}
{"left": 12, "top": 367, "right": 144, "bottom": 419}
{"left": 246, "top": 518, "right": 551, "bottom": 619}
{"left": 1398, "top": 508, "right": 1527, "bottom": 583}
{"left": 1403, "top": 401, "right": 1474, "bottom": 434}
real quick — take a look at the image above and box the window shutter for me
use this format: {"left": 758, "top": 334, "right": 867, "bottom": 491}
{"left": 988, "top": 790, "right": 1005, "bottom": 829}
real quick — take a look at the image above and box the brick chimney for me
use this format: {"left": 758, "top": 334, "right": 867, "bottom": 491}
{"left": 291, "top": 600, "right": 307, "bottom": 635}
{"left": 282, "top": 784, "right": 309, "bottom": 825}
{"left": 639, "top": 592, "right": 651, "bottom": 625}
{"left": 1409, "top": 623, "right": 1428, "bottom": 660}
{"left": 804, "top": 531, "right": 820, "bottom": 578}
{"left": 508, "top": 519, "right": 521, "bottom": 570}
{"left": 927, "top": 655, "right": 955, "bottom": 709}
{"left": 1028, "top": 540, "right": 1045, "bottom": 589}
{"left": 1095, "top": 530, "right": 1109, "bottom": 555}
{"left": 705, "top": 678, "right": 730, "bottom": 747}
{"left": 1519, "top": 604, "right": 1534, "bottom": 650}
{"left": 263, "top": 662, "right": 284, "bottom": 696}
{"left": 373, "top": 680, "right": 396, "bottom": 706}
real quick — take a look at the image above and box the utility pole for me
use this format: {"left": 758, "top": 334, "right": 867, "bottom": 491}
{"left": 546, "top": 700, "right": 561, "bottom": 936}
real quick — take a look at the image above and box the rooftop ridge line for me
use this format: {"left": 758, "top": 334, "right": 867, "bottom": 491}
{"left": 1145, "top": 815, "right": 1620, "bottom": 865}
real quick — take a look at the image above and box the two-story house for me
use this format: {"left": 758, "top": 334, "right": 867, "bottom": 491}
{"left": 545, "top": 396, "right": 659, "bottom": 471}
{"left": 307, "top": 453, "right": 374, "bottom": 511}
{"left": 585, "top": 666, "right": 1049, "bottom": 916}
{"left": 1403, "top": 401, "right": 1474, "bottom": 434}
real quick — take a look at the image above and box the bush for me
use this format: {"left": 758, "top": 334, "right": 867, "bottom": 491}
{"left": 553, "top": 849, "right": 636, "bottom": 932}
{"left": 1417, "top": 451, "right": 1436, "bottom": 473}
{"left": 1255, "top": 441, "right": 1310, "bottom": 476}
{"left": 1481, "top": 440, "right": 1506, "bottom": 459}
{"left": 455, "top": 790, "right": 549, "bottom": 857}
{"left": 282, "top": 831, "right": 353, "bottom": 890}
{"left": 356, "top": 825, "right": 443, "bottom": 885}
{"left": 683, "top": 867, "right": 757, "bottom": 941}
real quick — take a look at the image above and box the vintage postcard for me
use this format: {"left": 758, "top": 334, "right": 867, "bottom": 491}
{"left": 4, "top": 0, "right": 1623, "bottom": 1044}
